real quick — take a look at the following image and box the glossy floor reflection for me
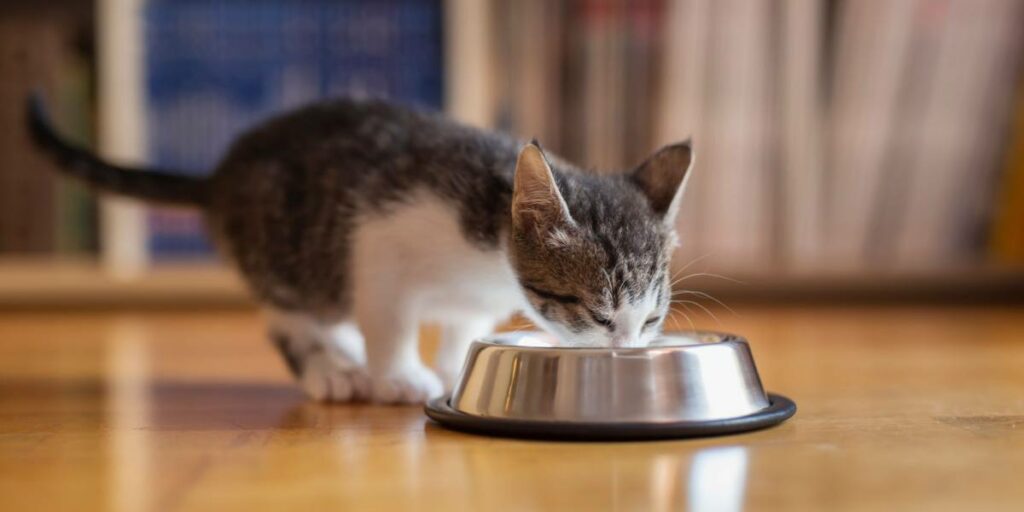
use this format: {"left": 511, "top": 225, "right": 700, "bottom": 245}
{"left": 1, "top": 306, "right": 1023, "bottom": 511}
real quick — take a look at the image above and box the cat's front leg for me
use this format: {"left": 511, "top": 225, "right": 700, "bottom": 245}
{"left": 268, "top": 310, "right": 370, "bottom": 402}
{"left": 435, "top": 319, "right": 494, "bottom": 391}
{"left": 355, "top": 290, "right": 443, "bottom": 404}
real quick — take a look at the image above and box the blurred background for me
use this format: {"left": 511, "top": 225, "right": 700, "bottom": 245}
{"left": 4, "top": 4, "right": 1024, "bottom": 508}
{"left": 1, "top": 0, "right": 1023, "bottom": 306}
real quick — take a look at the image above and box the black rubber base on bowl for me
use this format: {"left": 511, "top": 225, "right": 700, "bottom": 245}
{"left": 425, "top": 393, "right": 796, "bottom": 441}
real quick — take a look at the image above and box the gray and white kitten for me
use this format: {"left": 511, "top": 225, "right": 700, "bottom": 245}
{"left": 29, "top": 97, "right": 693, "bottom": 404}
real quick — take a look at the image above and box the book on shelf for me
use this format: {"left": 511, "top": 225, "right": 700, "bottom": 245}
{"left": 823, "top": 0, "right": 915, "bottom": 269}
{"left": 491, "top": 0, "right": 565, "bottom": 149}
{"left": 578, "top": 0, "right": 627, "bottom": 172}
{"left": 448, "top": 0, "right": 1024, "bottom": 277}
{"left": 443, "top": 0, "right": 498, "bottom": 127}
{"left": 0, "top": 4, "right": 97, "bottom": 257}
{"left": 864, "top": 0, "right": 946, "bottom": 267}
{"left": 891, "top": 0, "right": 1024, "bottom": 268}
{"left": 990, "top": 82, "right": 1024, "bottom": 265}
{"left": 778, "top": 0, "right": 825, "bottom": 271}
{"left": 135, "top": 0, "right": 445, "bottom": 262}
{"left": 698, "top": 0, "right": 774, "bottom": 272}
{"left": 656, "top": 0, "right": 710, "bottom": 271}
{"left": 53, "top": 55, "right": 100, "bottom": 256}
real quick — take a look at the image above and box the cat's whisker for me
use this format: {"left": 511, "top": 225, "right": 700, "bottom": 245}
{"left": 673, "top": 299, "right": 722, "bottom": 326}
{"left": 670, "top": 267, "right": 720, "bottom": 288}
{"left": 669, "top": 268, "right": 690, "bottom": 286}
{"left": 668, "top": 308, "right": 697, "bottom": 333}
{"left": 671, "top": 252, "right": 714, "bottom": 281}
{"left": 664, "top": 310, "right": 678, "bottom": 331}
{"left": 664, "top": 312, "right": 678, "bottom": 330}
{"left": 670, "top": 272, "right": 746, "bottom": 289}
{"left": 673, "top": 301, "right": 699, "bottom": 321}
{"left": 667, "top": 256, "right": 708, "bottom": 288}
{"left": 501, "top": 319, "right": 534, "bottom": 336}
{"left": 682, "top": 311, "right": 696, "bottom": 333}
{"left": 673, "top": 289, "right": 739, "bottom": 316}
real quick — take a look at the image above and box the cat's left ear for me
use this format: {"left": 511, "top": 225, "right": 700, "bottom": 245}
{"left": 512, "top": 142, "right": 574, "bottom": 232}
{"left": 630, "top": 140, "right": 694, "bottom": 225}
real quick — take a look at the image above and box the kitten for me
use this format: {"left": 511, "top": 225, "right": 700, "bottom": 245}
{"left": 28, "top": 96, "right": 693, "bottom": 404}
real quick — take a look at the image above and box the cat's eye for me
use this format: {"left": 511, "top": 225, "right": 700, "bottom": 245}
{"left": 643, "top": 316, "right": 662, "bottom": 327}
{"left": 522, "top": 284, "right": 580, "bottom": 304}
{"left": 588, "top": 311, "right": 614, "bottom": 329}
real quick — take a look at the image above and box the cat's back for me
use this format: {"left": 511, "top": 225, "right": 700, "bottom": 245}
{"left": 206, "top": 97, "right": 523, "bottom": 243}
{"left": 211, "top": 97, "right": 517, "bottom": 183}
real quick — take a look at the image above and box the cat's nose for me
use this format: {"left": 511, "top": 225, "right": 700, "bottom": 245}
{"left": 610, "top": 335, "right": 639, "bottom": 348}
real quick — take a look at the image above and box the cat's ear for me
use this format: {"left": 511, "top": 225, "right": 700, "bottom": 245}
{"left": 512, "top": 142, "right": 573, "bottom": 232}
{"left": 630, "top": 140, "right": 694, "bottom": 224}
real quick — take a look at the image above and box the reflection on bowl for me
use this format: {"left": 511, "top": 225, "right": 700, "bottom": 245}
{"left": 449, "top": 331, "right": 772, "bottom": 424}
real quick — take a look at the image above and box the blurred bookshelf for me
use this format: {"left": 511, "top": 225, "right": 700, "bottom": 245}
{"left": 2, "top": 0, "right": 1024, "bottom": 307}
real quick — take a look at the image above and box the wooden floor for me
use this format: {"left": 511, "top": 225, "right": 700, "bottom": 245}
{"left": 1, "top": 306, "right": 1023, "bottom": 511}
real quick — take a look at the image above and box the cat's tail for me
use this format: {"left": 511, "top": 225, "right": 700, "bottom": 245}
{"left": 26, "top": 94, "right": 209, "bottom": 207}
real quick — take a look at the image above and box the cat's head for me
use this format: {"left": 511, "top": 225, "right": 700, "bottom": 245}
{"left": 508, "top": 141, "right": 693, "bottom": 348}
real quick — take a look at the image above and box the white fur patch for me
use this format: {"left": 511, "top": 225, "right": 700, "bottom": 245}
{"left": 345, "top": 191, "right": 525, "bottom": 402}
{"left": 610, "top": 288, "right": 660, "bottom": 348}
{"left": 350, "top": 191, "right": 527, "bottom": 323}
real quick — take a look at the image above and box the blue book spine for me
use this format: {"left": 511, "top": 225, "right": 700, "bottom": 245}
{"left": 143, "top": 0, "right": 443, "bottom": 261}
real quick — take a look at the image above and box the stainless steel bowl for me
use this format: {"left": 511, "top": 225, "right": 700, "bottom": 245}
{"left": 426, "top": 331, "right": 796, "bottom": 440}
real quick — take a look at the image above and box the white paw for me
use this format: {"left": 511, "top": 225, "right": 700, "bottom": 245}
{"left": 370, "top": 364, "right": 444, "bottom": 405}
{"left": 300, "top": 355, "right": 370, "bottom": 402}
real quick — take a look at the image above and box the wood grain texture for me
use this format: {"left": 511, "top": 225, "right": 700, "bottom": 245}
{"left": 1, "top": 305, "right": 1023, "bottom": 511}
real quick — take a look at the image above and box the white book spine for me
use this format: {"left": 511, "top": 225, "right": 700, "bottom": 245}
{"left": 894, "top": 0, "right": 1023, "bottom": 266}
{"left": 443, "top": 0, "right": 496, "bottom": 128}
{"left": 97, "top": 0, "right": 148, "bottom": 279}
{"left": 780, "top": 0, "right": 825, "bottom": 272}
{"left": 824, "top": 0, "right": 915, "bottom": 269}
{"left": 511, "top": 0, "right": 563, "bottom": 148}
{"left": 700, "top": 0, "right": 772, "bottom": 272}
{"left": 581, "top": 7, "right": 627, "bottom": 171}
{"left": 658, "top": 0, "right": 710, "bottom": 275}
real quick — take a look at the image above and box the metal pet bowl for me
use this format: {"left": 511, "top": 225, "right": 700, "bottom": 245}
{"left": 425, "top": 331, "right": 796, "bottom": 440}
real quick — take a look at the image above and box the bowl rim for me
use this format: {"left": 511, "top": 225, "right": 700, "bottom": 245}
{"left": 426, "top": 392, "right": 797, "bottom": 441}
{"left": 473, "top": 330, "right": 749, "bottom": 354}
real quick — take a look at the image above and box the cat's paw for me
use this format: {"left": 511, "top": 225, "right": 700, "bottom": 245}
{"left": 370, "top": 364, "right": 444, "bottom": 405}
{"left": 300, "top": 355, "right": 371, "bottom": 402}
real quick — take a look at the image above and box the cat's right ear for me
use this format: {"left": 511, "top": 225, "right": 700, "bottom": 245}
{"left": 512, "top": 143, "right": 574, "bottom": 232}
{"left": 630, "top": 140, "right": 694, "bottom": 226}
